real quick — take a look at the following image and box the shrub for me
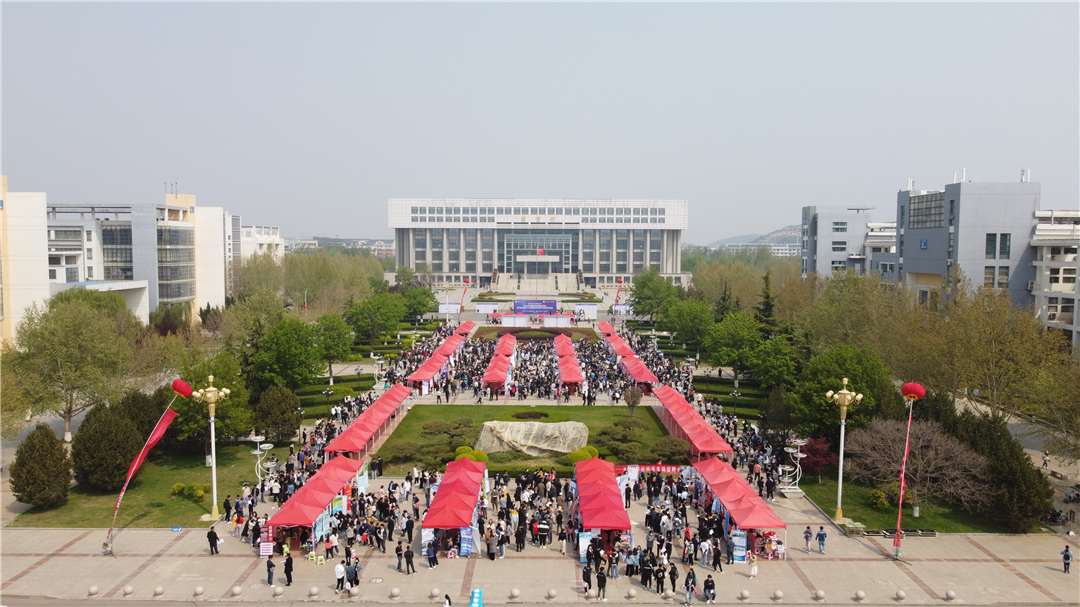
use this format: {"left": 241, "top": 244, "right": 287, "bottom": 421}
{"left": 455, "top": 445, "right": 474, "bottom": 456}
{"left": 71, "top": 405, "right": 143, "bottom": 491}
{"left": 652, "top": 436, "right": 690, "bottom": 463}
{"left": 381, "top": 440, "right": 423, "bottom": 464}
{"left": 513, "top": 412, "right": 548, "bottom": 419}
{"left": 203, "top": 483, "right": 213, "bottom": 494}
{"left": 613, "top": 418, "right": 649, "bottom": 431}
{"left": 868, "top": 488, "right": 890, "bottom": 511}
{"left": 172, "top": 483, "right": 187, "bottom": 496}
{"left": 487, "top": 451, "right": 533, "bottom": 463}
{"left": 565, "top": 447, "right": 598, "bottom": 464}
{"left": 192, "top": 488, "right": 205, "bottom": 502}
{"left": 9, "top": 423, "right": 72, "bottom": 508}
{"left": 467, "top": 450, "right": 488, "bottom": 463}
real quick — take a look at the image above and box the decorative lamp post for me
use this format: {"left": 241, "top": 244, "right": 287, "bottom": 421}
{"left": 192, "top": 376, "right": 230, "bottom": 520}
{"left": 894, "top": 382, "right": 925, "bottom": 559}
{"left": 322, "top": 388, "right": 333, "bottom": 409}
{"left": 825, "top": 378, "right": 863, "bottom": 523}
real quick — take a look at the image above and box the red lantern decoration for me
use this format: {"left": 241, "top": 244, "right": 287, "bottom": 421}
{"left": 616, "top": 278, "right": 623, "bottom": 284}
{"left": 171, "top": 379, "right": 193, "bottom": 398}
{"left": 464, "top": 277, "right": 470, "bottom": 284}
{"left": 901, "top": 382, "right": 925, "bottom": 401}
{"left": 537, "top": 248, "right": 544, "bottom": 255}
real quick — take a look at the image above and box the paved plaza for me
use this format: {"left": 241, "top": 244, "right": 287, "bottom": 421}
{"left": 2, "top": 473, "right": 1077, "bottom": 605}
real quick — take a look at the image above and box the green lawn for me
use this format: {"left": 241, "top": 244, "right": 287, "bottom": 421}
{"left": 799, "top": 472, "right": 1007, "bottom": 534}
{"left": 10, "top": 444, "right": 277, "bottom": 529}
{"left": 472, "top": 327, "right": 599, "bottom": 342}
{"left": 376, "top": 404, "right": 672, "bottom": 475}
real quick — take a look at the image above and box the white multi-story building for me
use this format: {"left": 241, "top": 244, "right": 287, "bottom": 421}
{"left": 240, "top": 225, "right": 284, "bottom": 260}
{"left": 723, "top": 243, "right": 801, "bottom": 257}
{"left": 800, "top": 206, "right": 896, "bottom": 278}
{"left": 0, "top": 176, "right": 50, "bottom": 344}
{"left": 390, "top": 198, "right": 689, "bottom": 288}
{"left": 1030, "top": 210, "right": 1079, "bottom": 345}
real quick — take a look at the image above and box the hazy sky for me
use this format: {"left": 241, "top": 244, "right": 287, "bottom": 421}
{"left": 4, "top": 3, "right": 1077, "bottom": 244}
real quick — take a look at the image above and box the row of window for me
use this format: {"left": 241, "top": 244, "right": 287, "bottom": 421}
{"left": 986, "top": 233, "right": 1012, "bottom": 259}
{"left": 984, "top": 266, "right": 1010, "bottom": 288}
{"left": 411, "top": 206, "right": 666, "bottom": 216}
{"left": 909, "top": 193, "right": 946, "bottom": 229}
{"left": 411, "top": 214, "right": 666, "bottom": 224}
{"left": 1048, "top": 267, "right": 1077, "bottom": 284}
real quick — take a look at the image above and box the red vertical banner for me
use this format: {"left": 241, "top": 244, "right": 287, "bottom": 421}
{"left": 106, "top": 408, "right": 179, "bottom": 545}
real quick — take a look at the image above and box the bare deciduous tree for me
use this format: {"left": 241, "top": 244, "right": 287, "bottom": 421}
{"left": 846, "top": 418, "right": 990, "bottom": 512}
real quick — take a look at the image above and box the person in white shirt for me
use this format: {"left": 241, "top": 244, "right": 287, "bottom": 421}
{"left": 334, "top": 561, "right": 346, "bottom": 593}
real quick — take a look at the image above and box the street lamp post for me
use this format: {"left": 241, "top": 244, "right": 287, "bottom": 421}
{"left": 322, "top": 388, "right": 333, "bottom": 410}
{"left": 192, "top": 376, "right": 230, "bottom": 521}
{"left": 826, "top": 378, "right": 863, "bottom": 523}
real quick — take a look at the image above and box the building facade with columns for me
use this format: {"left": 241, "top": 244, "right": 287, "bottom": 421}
{"left": 390, "top": 198, "right": 688, "bottom": 288}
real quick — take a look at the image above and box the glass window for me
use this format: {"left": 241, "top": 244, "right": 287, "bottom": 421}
{"left": 998, "top": 266, "right": 1009, "bottom": 288}
{"left": 49, "top": 269, "right": 56, "bottom": 280}
{"left": 984, "top": 266, "right": 995, "bottom": 286}
{"left": 86, "top": 248, "right": 93, "bottom": 260}
{"left": 985, "top": 233, "right": 997, "bottom": 259}
{"left": 531, "top": 207, "right": 538, "bottom": 214}
{"left": 832, "top": 241, "right": 846, "bottom": 252}
{"left": 85, "top": 230, "right": 93, "bottom": 242}
{"left": 66, "top": 267, "right": 79, "bottom": 283}
{"left": 908, "top": 192, "right": 945, "bottom": 228}
{"left": 415, "top": 251, "right": 426, "bottom": 261}
{"left": 832, "top": 222, "right": 848, "bottom": 233}
{"left": 608, "top": 207, "right": 615, "bottom": 215}
{"left": 650, "top": 208, "right": 657, "bottom": 216}
{"left": 513, "top": 207, "right": 521, "bottom": 214}
{"left": 999, "top": 234, "right": 1011, "bottom": 259}
{"left": 411, "top": 207, "right": 418, "bottom": 214}
{"left": 599, "top": 251, "right": 611, "bottom": 262}
{"left": 436, "top": 207, "right": 444, "bottom": 214}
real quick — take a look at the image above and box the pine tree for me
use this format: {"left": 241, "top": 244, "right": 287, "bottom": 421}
{"left": 9, "top": 423, "right": 73, "bottom": 508}
{"left": 754, "top": 269, "right": 777, "bottom": 336}
{"left": 72, "top": 406, "right": 143, "bottom": 491}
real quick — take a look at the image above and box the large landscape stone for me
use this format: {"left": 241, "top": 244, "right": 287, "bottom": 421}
{"left": 474, "top": 421, "right": 588, "bottom": 456}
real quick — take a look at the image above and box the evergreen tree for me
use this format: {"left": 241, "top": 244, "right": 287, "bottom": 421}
{"left": 254, "top": 386, "right": 303, "bottom": 443}
{"left": 72, "top": 406, "right": 143, "bottom": 491}
{"left": 712, "top": 283, "right": 738, "bottom": 322}
{"left": 9, "top": 423, "right": 72, "bottom": 508}
{"left": 754, "top": 269, "right": 778, "bottom": 335}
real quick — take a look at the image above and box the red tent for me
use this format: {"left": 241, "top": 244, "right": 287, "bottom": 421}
{"left": 574, "top": 458, "right": 631, "bottom": 530}
{"left": 694, "top": 457, "right": 785, "bottom": 529}
{"left": 494, "top": 334, "right": 516, "bottom": 356}
{"left": 483, "top": 355, "right": 511, "bottom": 384}
{"left": 554, "top": 340, "right": 576, "bottom": 357}
{"left": 653, "top": 386, "right": 733, "bottom": 456}
{"left": 422, "top": 458, "right": 486, "bottom": 529}
{"left": 558, "top": 358, "right": 584, "bottom": 383}
{"left": 605, "top": 335, "right": 635, "bottom": 357}
{"left": 434, "top": 334, "right": 465, "bottom": 357}
{"left": 325, "top": 385, "right": 413, "bottom": 452}
{"left": 407, "top": 353, "right": 449, "bottom": 382}
{"left": 597, "top": 321, "right": 615, "bottom": 335}
{"left": 267, "top": 455, "right": 365, "bottom": 529}
{"left": 621, "top": 356, "right": 659, "bottom": 384}
{"left": 455, "top": 321, "right": 476, "bottom": 335}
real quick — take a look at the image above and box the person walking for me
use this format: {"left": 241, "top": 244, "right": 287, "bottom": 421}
{"left": 266, "top": 555, "right": 276, "bottom": 588}
{"left": 725, "top": 536, "right": 735, "bottom": 565}
{"left": 803, "top": 526, "right": 813, "bottom": 554}
{"left": 816, "top": 526, "right": 827, "bottom": 554}
{"left": 655, "top": 564, "right": 667, "bottom": 595}
{"left": 582, "top": 563, "right": 592, "bottom": 596}
{"left": 207, "top": 526, "right": 219, "bottom": 555}
{"left": 596, "top": 568, "right": 607, "bottom": 601}
{"left": 404, "top": 546, "right": 417, "bottom": 575}
{"left": 335, "top": 560, "right": 346, "bottom": 593}
{"left": 283, "top": 553, "right": 294, "bottom": 586}
{"left": 1063, "top": 546, "right": 1073, "bottom": 573}
{"left": 683, "top": 567, "right": 697, "bottom": 606}
{"left": 703, "top": 574, "right": 716, "bottom": 604}
{"left": 396, "top": 541, "right": 404, "bottom": 573}
{"left": 747, "top": 553, "right": 758, "bottom": 580}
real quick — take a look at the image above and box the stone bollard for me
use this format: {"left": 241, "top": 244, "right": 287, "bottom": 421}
{"left": 855, "top": 591, "right": 866, "bottom": 602}
{"left": 154, "top": 586, "right": 164, "bottom": 597}
{"left": 627, "top": 588, "right": 638, "bottom": 600}
{"left": 945, "top": 591, "right": 956, "bottom": 602}
{"left": 431, "top": 588, "right": 442, "bottom": 600}
{"left": 814, "top": 590, "right": 826, "bottom": 601}
{"left": 390, "top": 587, "right": 401, "bottom": 599}
{"left": 309, "top": 586, "right": 320, "bottom": 598}
{"left": 739, "top": 590, "right": 751, "bottom": 601}
{"left": 894, "top": 591, "right": 907, "bottom": 602}
{"left": 193, "top": 586, "right": 204, "bottom": 598}
{"left": 88, "top": 586, "right": 100, "bottom": 598}
{"left": 773, "top": 590, "right": 784, "bottom": 602}
{"left": 510, "top": 588, "right": 521, "bottom": 600}
{"left": 350, "top": 587, "right": 361, "bottom": 597}
{"left": 231, "top": 586, "right": 242, "bottom": 598}
{"left": 274, "top": 586, "right": 284, "bottom": 597}
{"left": 547, "top": 588, "right": 558, "bottom": 600}
{"left": 663, "top": 589, "right": 675, "bottom": 601}
{"left": 123, "top": 585, "right": 134, "bottom": 597}
{"left": 587, "top": 588, "right": 597, "bottom": 599}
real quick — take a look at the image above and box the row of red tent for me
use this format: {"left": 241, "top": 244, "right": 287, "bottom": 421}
{"left": 653, "top": 385, "right": 733, "bottom": 456}
{"left": 266, "top": 453, "right": 365, "bottom": 528}
{"left": 554, "top": 334, "right": 584, "bottom": 383}
{"left": 324, "top": 384, "right": 414, "bottom": 453}
{"left": 421, "top": 457, "right": 486, "bottom": 529}
{"left": 693, "top": 457, "right": 786, "bottom": 530}
{"left": 575, "top": 457, "right": 632, "bottom": 530}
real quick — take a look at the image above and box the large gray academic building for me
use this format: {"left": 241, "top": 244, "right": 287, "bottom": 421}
{"left": 391, "top": 199, "right": 689, "bottom": 289}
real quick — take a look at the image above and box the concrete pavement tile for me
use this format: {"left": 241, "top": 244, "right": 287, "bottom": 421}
{"left": 0, "top": 528, "right": 88, "bottom": 555}
{"left": 3, "top": 554, "right": 136, "bottom": 599}
{"left": 0, "top": 555, "right": 41, "bottom": 584}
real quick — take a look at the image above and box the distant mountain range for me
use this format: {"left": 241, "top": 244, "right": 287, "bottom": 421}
{"left": 705, "top": 224, "right": 800, "bottom": 247}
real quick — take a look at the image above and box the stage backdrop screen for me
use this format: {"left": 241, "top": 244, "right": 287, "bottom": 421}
{"left": 513, "top": 300, "right": 557, "bottom": 315}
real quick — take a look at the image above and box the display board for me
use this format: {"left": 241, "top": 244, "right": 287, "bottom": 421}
{"left": 513, "top": 300, "right": 557, "bottom": 315}
{"left": 574, "top": 303, "right": 598, "bottom": 319}
{"left": 613, "top": 304, "right": 634, "bottom": 315}
{"left": 439, "top": 303, "right": 462, "bottom": 314}
{"left": 577, "top": 531, "right": 593, "bottom": 563}
{"left": 476, "top": 303, "right": 499, "bottom": 315}
{"left": 731, "top": 529, "right": 748, "bottom": 563}
{"left": 459, "top": 526, "right": 473, "bottom": 557}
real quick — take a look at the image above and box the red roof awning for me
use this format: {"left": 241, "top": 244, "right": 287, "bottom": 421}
{"left": 455, "top": 321, "right": 476, "bottom": 334}
{"left": 434, "top": 335, "right": 464, "bottom": 357}
{"left": 325, "top": 385, "right": 413, "bottom": 452}
{"left": 694, "top": 457, "right": 785, "bottom": 529}
{"left": 422, "top": 458, "right": 486, "bottom": 529}
{"left": 621, "top": 356, "right": 659, "bottom": 383}
{"left": 574, "top": 458, "right": 631, "bottom": 530}
{"left": 483, "top": 355, "right": 511, "bottom": 384}
{"left": 653, "top": 386, "right": 732, "bottom": 455}
{"left": 597, "top": 321, "right": 615, "bottom": 335}
{"left": 407, "top": 353, "right": 449, "bottom": 382}
{"left": 605, "top": 335, "right": 635, "bottom": 356}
